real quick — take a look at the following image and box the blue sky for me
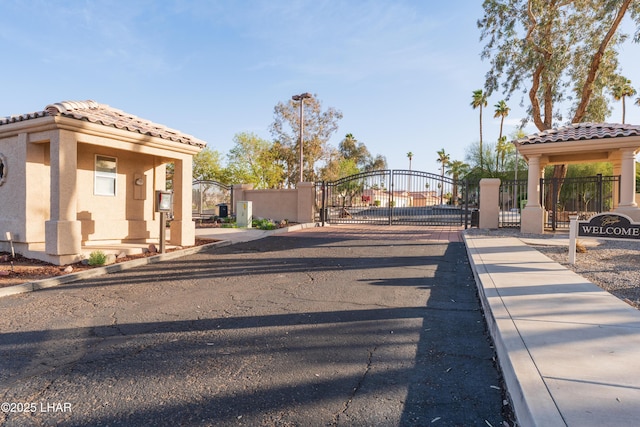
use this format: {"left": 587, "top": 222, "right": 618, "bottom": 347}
{"left": 1, "top": 1, "right": 639, "bottom": 173}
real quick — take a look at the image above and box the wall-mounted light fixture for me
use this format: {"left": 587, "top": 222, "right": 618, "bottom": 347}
{"left": 0, "top": 153, "right": 7, "bottom": 186}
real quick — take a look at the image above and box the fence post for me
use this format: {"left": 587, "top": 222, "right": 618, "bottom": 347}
{"left": 552, "top": 178, "right": 559, "bottom": 231}
{"left": 198, "top": 181, "right": 203, "bottom": 217}
{"left": 389, "top": 174, "right": 393, "bottom": 225}
{"left": 321, "top": 181, "right": 326, "bottom": 226}
{"left": 464, "top": 179, "right": 469, "bottom": 229}
{"left": 597, "top": 173, "right": 603, "bottom": 212}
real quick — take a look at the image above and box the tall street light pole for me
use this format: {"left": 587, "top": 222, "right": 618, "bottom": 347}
{"left": 292, "top": 92, "right": 312, "bottom": 184}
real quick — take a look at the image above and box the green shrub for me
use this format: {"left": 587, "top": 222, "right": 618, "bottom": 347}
{"left": 88, "top": 250, "right": 107, "bottom": 266}
{"left": 252, "top": 218, "right": 277, "bottom": 230}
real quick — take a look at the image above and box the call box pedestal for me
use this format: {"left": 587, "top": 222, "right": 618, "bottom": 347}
{"left": 236, "top": 201, "right": 252, "bottom": 228}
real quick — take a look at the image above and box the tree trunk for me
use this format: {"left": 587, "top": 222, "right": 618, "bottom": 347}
{"left": 541, "top": 1, "right": 630, "bottom": 211}
{"left": 571, "top": 0, "right": 631, "bottom": 122}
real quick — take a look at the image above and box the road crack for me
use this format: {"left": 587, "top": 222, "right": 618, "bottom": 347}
{"left": 332, "top": 346, "right": 377, "bottom": 425}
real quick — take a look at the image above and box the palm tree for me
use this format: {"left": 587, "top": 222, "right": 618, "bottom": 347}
{"left": 405, "top": 152, "right": 414, "bottom": 201}
{"left": 493, "top": 100, "right": 510, "bottom": 171}
{"left": 446, "top": 160, "right": 470, "bottom": 206}
{"left": 471, "top": 89, "right": 488, "bottom": 172}
{"left": 436, "top": 148, "right": 450, "bottom": 204}
{"left": 635, "top": 95, "right": 640, "bottom": 109}
{"left": 436, "top": 149, "right": 450, "bottom": 177}
{"left": 493, "top": 100, "right": 510, "bottom": 140}
{"left": 496, "top": 136, "right": 510, "bottom": 172}
{"left": 612, "top": 78, "right": 637, "bottom": 124}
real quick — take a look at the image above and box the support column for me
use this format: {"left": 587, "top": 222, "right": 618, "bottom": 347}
{"left": 521, "top": 155, "right": 544, "bottom": 234}
{"left": 614, "top": 148, "right": 640, "bottom": 220}
{"left": 169, "top": 156, "right": 195, "bottom": 246}
{"left": 611, "top": 157, "right": 622, "bottom": 209}
{"left": 45, "top": 130, "right": 82, "bottom": 255}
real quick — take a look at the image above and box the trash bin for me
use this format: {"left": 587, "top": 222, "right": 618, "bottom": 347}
{"left": 218, "top": 204, "right": 228, "bottom": 218}
{"left": 471, "top": 209, "right": 479, "bottom": 227}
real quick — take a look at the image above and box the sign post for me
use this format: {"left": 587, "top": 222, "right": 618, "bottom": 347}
{"left": 568, "top": 215, "right": 578, "bottom": 265}
{"left": 155, "top": 191, "right": 173, "bottom": 254}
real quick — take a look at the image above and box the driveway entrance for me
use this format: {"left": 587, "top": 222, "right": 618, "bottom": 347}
{"left": 0, "top": 226, "right": 509, "bottom": 426}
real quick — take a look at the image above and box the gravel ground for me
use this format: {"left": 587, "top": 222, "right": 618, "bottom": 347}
{"left": 465, "top": 228, "right": 640, "bottom": 310}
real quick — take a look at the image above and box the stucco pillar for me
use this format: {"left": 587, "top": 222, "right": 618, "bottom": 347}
{"left": 521, "top": 155, "right": 544, "bottom": 234}
{"left": 479, "top": 178, "right": 500, "bottom": 229}
{"left": 169, "top": 156, "right": 195, "bottom": 246}
{"left": 296, "top": 182, "right": 315, "bottom": 223}
{"left": 614, "top": 148, "right": 640, "bottom": 220}
{"left": 232, "top": 184, "right": 254, "bottom": 215}
{"left": 45, "top": 130, "right": 82, "bottom": 255}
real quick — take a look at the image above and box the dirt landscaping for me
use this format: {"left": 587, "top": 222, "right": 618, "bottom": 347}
{"left": 0, "top": 219, "right": 296, "bottom": 289}
{"left": 0, "top": 238, "right": 218, "bottom": 288}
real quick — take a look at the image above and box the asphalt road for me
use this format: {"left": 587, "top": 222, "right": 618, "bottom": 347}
{"left": 0, "top": 226, "right": 509, "bottom": 426}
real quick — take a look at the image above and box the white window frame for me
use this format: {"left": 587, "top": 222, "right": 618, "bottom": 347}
{"left": 94, "top": 155, "right": 117, "bottom": 196}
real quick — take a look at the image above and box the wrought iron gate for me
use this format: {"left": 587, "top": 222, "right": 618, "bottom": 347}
{"left": 316, "top": 170, "right": 470, "bottom": 227}
{"left": 498, "top": 179, "right": 528, "bottom": 228}
{"left": 192, "top": 180, "right": 233, "bottom": 218}
{"left": 542, "top": 174, "right": 620, "bottom": 230}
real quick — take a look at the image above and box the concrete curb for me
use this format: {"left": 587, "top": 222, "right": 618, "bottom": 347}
{"left": 462, "top": 233, "right": 565, "bottom": 427}
{"left": 0, "top": 223, "right": 320, "bottom": 298}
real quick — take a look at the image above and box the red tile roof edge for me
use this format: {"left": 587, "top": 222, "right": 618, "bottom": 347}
{"left": 515, "top": 122, "right": 640, "bottom": 145}
{"left": 1, "top": 100, "right": 206, "bottom": 147}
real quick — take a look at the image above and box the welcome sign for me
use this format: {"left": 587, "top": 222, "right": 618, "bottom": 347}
{"left": 577, "top": 213, "right": 640, "bottom": 240}
{"left": 569, "top": 212, "right": 639, "bottom": 264}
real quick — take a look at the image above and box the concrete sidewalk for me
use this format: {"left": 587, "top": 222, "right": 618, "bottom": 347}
{"left": 464, "top": 234, "right": 640, "bottom": 427}
{"left": 194, "top": 222, "right": 319, "bottom": 243}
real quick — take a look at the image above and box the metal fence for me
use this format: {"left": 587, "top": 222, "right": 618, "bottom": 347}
{"left": 542, "top": 174, "right": 620, "bottom": 230}
{"left": 498, "top": 179, "right": 528, "bottom": 228}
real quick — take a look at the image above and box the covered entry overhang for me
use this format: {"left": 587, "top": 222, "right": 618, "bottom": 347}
{"left": 0, "top": 100, "right": 205, "bottom": 265}
{"left": 516, "top": 123, "right": 640, "bottom": 233}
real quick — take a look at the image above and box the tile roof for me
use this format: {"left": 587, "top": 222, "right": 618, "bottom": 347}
{"left": 0, "top": 100, "right": 206, "bottom": 147}
{"left": 515, "top": 123, "right": 640, "bottom": 145}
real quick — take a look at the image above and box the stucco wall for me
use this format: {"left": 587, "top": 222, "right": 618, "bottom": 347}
{"left": 242, "top": 189, "right": 299, "bottom": 222}
{"left": 0, "top": 134, "right": 51, "bottom": 245}
{"left": 232, "top": 183, "right": 316, "bottom": 224}
{"left": 76, "top": 143, "right": 166, "bottom": 242}
{"left": 25, "top": 140, "right": 50, "bottom": 244}
{"left": 0, "top": 134, "right": 27, "bottom": 243}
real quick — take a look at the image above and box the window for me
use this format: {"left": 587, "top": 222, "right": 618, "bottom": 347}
{"left": 94, "top": 155, "right": 117, "bottom": 196}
